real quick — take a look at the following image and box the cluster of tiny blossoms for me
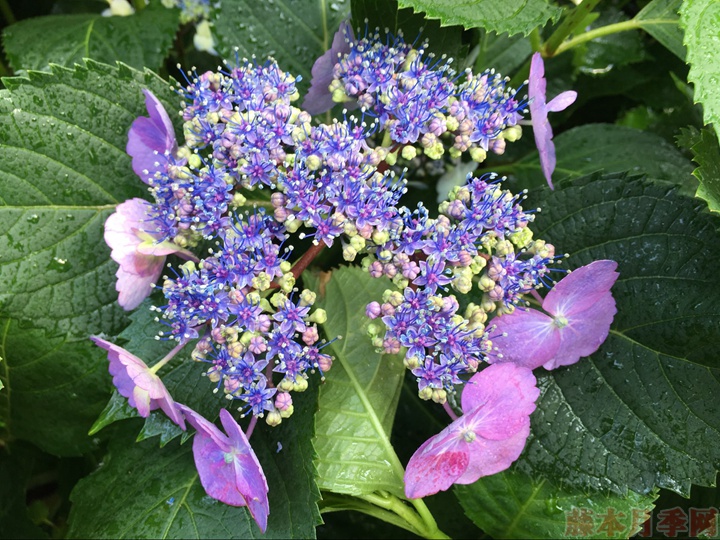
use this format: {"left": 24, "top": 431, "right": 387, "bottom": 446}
{"left": 124, "top": 28, "right": 558, "bottom": 421}
{"left": 329, "top": 27, "right": 524, "bottom": 163}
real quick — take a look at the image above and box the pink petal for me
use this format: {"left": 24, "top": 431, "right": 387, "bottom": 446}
{"left": 404, "top": 434, "right": 470, "bottom": 499}
{"left": 546, "top": 90, "right": 577, "bottom": 113}
{"left": 302, "top": 21, "right": 353, "bottom": 115}
{"left": 455, "top": 426, "right": 531, "bottom": 484}
{"left": 115, "top": 265, "right": 160, "bottom": 310}
{"left": 489, "top": 307, "right": 560, "bottom": 370}
{"left": 132, "top": 385, "right": 153, "bottom": 417}
{"left": 127, "top": 90, "right": 177, "bottom": 183}
{"left": 192, "top": 429, "right": 248, "bottom": 507}
{"left": 104, "top": 199, "right": 151, "bottom": 266}
{"left": 544, "top": 293, "right": 617, "bottom": 370}
{"left": 543, "top": 260, "right": 619, "bottom": 317}
{"left": 177, "top": 404, "right": 231, "bottom": 452}
{"left": 460, "top": 363, "right": 539, "bottom": 440}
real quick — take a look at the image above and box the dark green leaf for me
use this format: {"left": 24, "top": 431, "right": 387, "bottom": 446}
{"left": 516, "top": 173, "right": 720, "bottom": 496}
{"left": 633, "top": 0, "right": 685, "bottom": 60}
{"left": 397, "top": 0, "right": 562, "bottom": 37}
{"left": 0, "top": 447, "right": 48, "bottom": 539}
{"left": 305, "top": 267, "right": 407, "bottom": 497}
{"left": 0, "top": 61, "right": 180, "bottom": 336}
{"left": 212, "top": 0, "right": 350, "bottom": 93}
{"left": 0, "top": 318, "right": 110, "bottom": 456}
{"left": 351, "top": 0, "right": 466, "bottom": 61}
{"left": 474, "top": 31, "right": 532, "bottom": 75}
{"left": 573, "top": 8, "right": 645, "bottom": 73}
{"left": 2, "top": 4, "right": 180, "bottom": 72}
{"left": 69, "top": 387, "right": 321, "bottom": 538}
{"left": 499, "top": 124, "right": 694, "bottom": 190}
{"left": 680, "top": 0, "right": 720, "bottom": 141}
{"left": 683, "top": 126, "right": 720, "bottom": 212}
{"left": 456, "top": 468, "right": 657, "bottom": 539}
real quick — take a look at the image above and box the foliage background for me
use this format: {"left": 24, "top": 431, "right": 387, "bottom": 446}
{"left": 0, "top": 0, "right": 719, "bottom": 538}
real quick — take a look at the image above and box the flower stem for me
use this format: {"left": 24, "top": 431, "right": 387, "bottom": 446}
{"left": 442, "top": 400, "right": 459, "bottom": 421}
{"left": 359, "top": 492, "right": 450, "bottom": 539}
{"left": 149, "top": 339, "right": 188, "bottom": 374}
{"left": 245, "top": 416, "right": 258, "bottom": 439}
{"left": 291, "top": 241, "right": 326, "bottom": 280}
{"left": 543, "top": 0, "right": 603, "bottom": 57}
{"left": 553, "top": 19, "right": 641, "bottom": 56}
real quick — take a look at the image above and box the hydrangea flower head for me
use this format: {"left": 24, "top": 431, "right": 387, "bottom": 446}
{"left": 491, "top": 259, "right": 619, "bottom": 370}
{"left": 126, "top": 89, "right": 178, "bottom": 183}
{"left": 104, "top": 198, "right": 193, "bottom": 310}
{"left": 90, "top": 336, "right": 185, "bottom": 428}
{"left": 177, "top": 405, "right": 269, "bottom": 532}
{"left": 528, "top": 53, "right": 577, "bottom": 189}
{"left": 404, "top": 363, "right": 539, "bottom": 498}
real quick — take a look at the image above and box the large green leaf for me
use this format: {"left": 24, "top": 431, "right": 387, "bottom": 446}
{"left": 456, "top": 469, "right": 657, "bottom": 539}
{"left": 351, "top": 0, "right": 466, "bottom": 62}
{"left": 680, "top": 0, "right": 720, "bottom": 141}
{"left": 0, "top": 319, "right": 110, "bottom": 456}
{"left": 497, "top": 124, "right": 694, "bottom": 190}
{"left": 683, "top": 126, "right": 720, "bottom": 212}
{"left": 0, "top": 61, "right": 180, "bottom": 336}
{"left": 0, "top": 446, "right": 48, "bottom": 539}
{"left": 305, "top": 267, "right": 407, "bottom": 497}
{"left": 397, "top": 0, "right": 562, "bottom": 37}
{"left": 573, "top": 8, "right": 645, "bottom": 73}
{"left": 2, "top": 4, "right": 180, "bottom": 72}
{"left": 69, "top": 386, "right": 321, "bottom": 539}
{"left": 212, "top": 0, "right": 350, "bottom": 92}
{"left": 514, "top": 173, "right": 720, "bottom": 496}
{"left": 633, "top": 0, "right": 685, "bottom": 60}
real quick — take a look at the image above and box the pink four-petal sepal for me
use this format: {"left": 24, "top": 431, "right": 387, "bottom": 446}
{"left": 177, "top": 405, "right": 270, "bottom": 533}
{"left": 90, "top": 336, "right": 185, "bottom": 428}
{"left": 404, "top": 363, "right": 539, "bottom": 499}
{"left": 491, "top": 260, "right": 619, "bottom": 370}
{"left": 104, "top": 198, "right": 193, "bottom": 310}
{"left": 528, "top": 52, "right": 577, "bottom": 189}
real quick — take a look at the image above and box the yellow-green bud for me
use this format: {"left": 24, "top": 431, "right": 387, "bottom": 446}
{"left": 227, "top": 341, "right": 244, "bottom": 358}
{"left": 469, "top": 147, "right": 487, "bottom": 163}
{"left": 503, "top": 125, "right": 522, "bottom": 142}
{"left": 270, "top": 292, "right": 287, "bottom": 308}
{"left": 309, "top": 308, "right": 327, "bottom": 324}
{"left": 424, "top": 142, "right": 445, "bottom": 160}
{"left": 278, "top": 273, "right": 295, "bottom": 293}
{"left": 300, "top": 289, "right": 316, "bottom": 306}
{"left": 495, "top": 240, "right": 514, "bottom": 257}
{"left": 188, "top": 153, "right": 202, "bottom": 169}
{"left": 266, "top": 410, "right": 282, "bottom": 427}
{"left": 479, "top": 275, "right": 496, "bottom": 292}
{"left": 293, "top": 376, "right": 309, "bottom": 392}
{"left": 401, "top": 145, "right": 417, "bottom": 160}
{"left": 431, "top": 388, "right": 447, "bottom": 404}
{"left": 392, "top": 275, "right": 409, "bottom": 289}
{"left": 231, "top": 192, "right": 247, "bottom": 208}
{"left": 445, "top": 115, "right": 459, "bottom": 132}
{"left": 343, "top": 244, "right": 358, "bottom": 261}
{"left": 385, "top": 151, "right": 398, "bottom": 166}
{"left": 306, "top": 154, "right": 322, "bottom": 171}
{"left": 470, "top": 256, "right": 487, "bottom": 274}
{"left": 453, "top": 275, "right": 473, "bottom": 294}
{"left": 418, "top": 387, "right": 433, "bottom": 400}
{"left": 448, "top": 147, "right": 462, "bottom": 159}
{"left": 252, "top": 272, "right": 272, "bottom": 291}
{"left": 372, "top": 229, "right": 390, "bottom": 245}
{"left": 404, "top": 355, "right": 421, "bottom": 369}
{"left": 279, "top": 404, "right": 294, "bottom": 418}
{"left": 350, "top": 235, "right": 366, "bottom": 251}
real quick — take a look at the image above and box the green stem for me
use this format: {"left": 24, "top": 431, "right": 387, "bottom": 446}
{"left": 360, "top": 493, "right": 450, "bottom": 539}
{"left": 543, "top": 0, "right": 603, "bottom": 57}
{"left": 529, "top": 28, "right": 542, "bottom": 53}
{"left": 553, "top": 19, "right": 640, "bottom": 56}
{"left": 0, "top": 0, "right": 15, "bottom": 25}
{"left": 149, "top": 339, "right": 188, "bottom": 374}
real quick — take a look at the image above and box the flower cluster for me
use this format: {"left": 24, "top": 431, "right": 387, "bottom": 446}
{"left": 94, "top": 22, "right": 605, "bottom": 530}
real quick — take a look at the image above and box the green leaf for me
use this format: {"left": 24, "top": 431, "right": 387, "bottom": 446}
{"left": 0, "top": 61, "right": 180, "bottom": 336}
{"left": 456, "top": 469, "right": 657, "bottom": 539}
{"left": 573, "top": 8, "right": 645, "bottom": 73}
{"left": 69, "top": 388, "right": 321, "bottom": 538}
{"left": 500, "top": 124, "right": 694, "bottom": 190}
{"left": 474, "top": 30, "right": 532, "bottom": 75}
{"left": 0, "top": 447, "right": 48, "bottom": 539}
{"left": 683, "top": 126, "right": 720, "bottom": 212}
{"left": 212, "top": 0, "right": 350, "bottom": 93}
{"left": 516, "top": 173, "right": 720, "bottom": 496}
{"left": 0, "top": 318, "right": 110, "bottom": 456}
{"left": 397, "top": 0, "right": 562, "bottom": 37}
{"left": 351, "top": 0, "right": 466, "bottom": 62}
{"left": 2, "top": 4, "right": 180, "bottom": 72}
{"left": 633, "top": 0, "right": 685, "bottom": 60}
{"left": 305, "top": 267, "right": 407, "bottom": 497}
{"left": 680, "top": 0, "right": 720, "bottom": 141}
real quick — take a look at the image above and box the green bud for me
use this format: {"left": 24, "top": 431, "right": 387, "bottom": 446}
{"left": 445, "top": 115, "right": 459, "bottom": 132}
{"left": 188, "top": 153, "right": 202, "bottom": 169}
{"left": 350, "top": 235, "right": 366, "bottom": 251}
{"left": 503, "top": 125, "right": 522, "bottom": 142}
{"left": 266, "top": 410, "right": 282, "bottom": 427}
{"left": 478, "top": 275, "right": 495, "bottom": 292}
{"left": 510, "top": 227, "right": 534, "bottom": 249}
{"left": 401, "top": 145, "right": 417, "bottom": 160}
{"left": 343, "top": 244, "right": 357, "bottom": 261}
{"left": 308, "top": 308, "right": 327, "bottom": 324}
{"left": 278, "top": 273, "right": 295, "bottom": 293}
{"left": 300, "top": 289, "right": 316, "bottom": 306}
{"left": 385, "top": 151, "right": 398, "bottom": 166}
{"left": 279, "top": 404, "right": 294, "bottom": 418}
{"left": 392, "top": 274, "right": 409, "bottom": 289}
{"left": 418, "top": 387, "right": 433, "bottom": 401}
{"left": 231, "top": 192, "right": 247, "bottom": 208}
{"left": 252, "top": 272, "right": 272, "bottom": 291}
{"left": 280, "top": 260, "right": 292, "bottom": 273}
{"left": 278, "top": 377, "right": 294, "bottom": 392}
{"left": 372, "top": 229, "right": 390, "bottom": 245}
{"left": 306, "top": 154, "right": 322, "bottom": 171}
{"left": 292, "top": 376, "right": 309, "bottom": 392}
{"left": 404, "top": 355, "right": 421, "bottom": 369}
{"left": 431, "top": 388, "right": 447, "bottom": 404}
{"left": 270, "top": 292, "right": 287, "bottom": 308}
{"left": 453, "top": 275, "right": 473, "bottom": 294}
{"left": 448, "top": 146, "right": 462, "bottom": 159}
{"left": 469, "top": 147, "right": 487, "bottom": 163}
{"left": 424, "top": 142, "right": 445, "bottom": 160}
